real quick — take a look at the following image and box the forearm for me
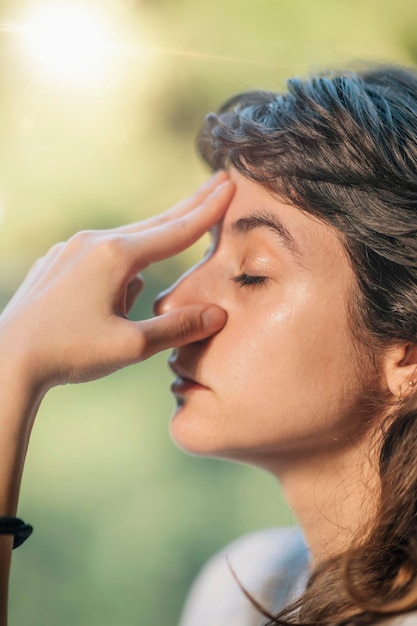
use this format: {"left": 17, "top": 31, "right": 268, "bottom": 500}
{"left": 0, "top": 353, "right": 44, "bottom": 626}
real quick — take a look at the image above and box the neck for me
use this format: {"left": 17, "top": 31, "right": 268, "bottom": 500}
{"left": 265, "top": 435, "right": 381, "bottom": 566}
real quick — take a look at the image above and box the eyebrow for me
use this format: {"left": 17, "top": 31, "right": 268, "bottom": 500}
{"left": 228, "top": 210, "right": 303, "bottom": 262}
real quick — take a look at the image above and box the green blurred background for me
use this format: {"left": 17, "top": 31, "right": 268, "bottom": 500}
{"left": 0, "top": 0, "right": 416, "bottom": 623}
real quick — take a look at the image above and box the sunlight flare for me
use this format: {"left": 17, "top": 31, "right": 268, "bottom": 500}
{"left": 20, "top": 2, "right": 115, "bottom": 86}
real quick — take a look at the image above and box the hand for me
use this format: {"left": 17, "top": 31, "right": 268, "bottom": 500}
{"left": 0, "top": 171, "right": 234, "bottom": 390}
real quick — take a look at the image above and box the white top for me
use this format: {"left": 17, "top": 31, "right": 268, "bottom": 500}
{"left": 179, "top": 527, "right": 417, "bottom": 626}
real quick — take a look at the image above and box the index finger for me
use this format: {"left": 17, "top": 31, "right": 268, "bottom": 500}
{"left": 115, "top": 170, "right": 229, "bottom": 235}
{"left": 125, "top": 179, "right": 235, "bottom": 267}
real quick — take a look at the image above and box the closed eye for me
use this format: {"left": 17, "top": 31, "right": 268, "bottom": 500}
{"left": 232, "top": 273, "right": 268, "bottom": 288}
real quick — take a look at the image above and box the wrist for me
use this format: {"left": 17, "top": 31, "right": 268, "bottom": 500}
{"left": 0, "top": 326, "right": 50, "bottom": 403}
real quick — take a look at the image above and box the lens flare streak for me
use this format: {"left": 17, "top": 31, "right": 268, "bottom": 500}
{"left": 0, "top": 16, "right": 269, "bottom": 75}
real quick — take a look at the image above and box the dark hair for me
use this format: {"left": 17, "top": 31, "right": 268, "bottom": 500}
{"left": 197, "top": 65, "right": 417, "bottom": 624}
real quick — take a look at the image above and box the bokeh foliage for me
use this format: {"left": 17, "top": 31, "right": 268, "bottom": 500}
{"left": 1, "top": 0, "right": 417, "bottom": 623}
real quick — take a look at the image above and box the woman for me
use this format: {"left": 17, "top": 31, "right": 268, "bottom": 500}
{"left": 2, "top": 64, "right": 417, "bottom": 625}
{"left": 173, "top": 65, "right": 417, "bottom": 626}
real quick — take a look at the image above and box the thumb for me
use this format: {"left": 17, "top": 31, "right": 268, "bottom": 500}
{"left": 130, "top": 305, "right": 227, "bottom": 361}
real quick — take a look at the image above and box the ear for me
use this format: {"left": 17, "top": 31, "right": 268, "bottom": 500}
{"left": 383, "top": 342, "right": 417, "bottom": 400}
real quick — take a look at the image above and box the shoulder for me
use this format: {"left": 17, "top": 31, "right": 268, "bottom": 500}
{"left": 179, "top": 527, "right": 309, "bottom": 626}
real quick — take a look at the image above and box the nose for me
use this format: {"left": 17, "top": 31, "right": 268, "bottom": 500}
{"left": 153, "top": 261, "right": 213, "bottom": 316}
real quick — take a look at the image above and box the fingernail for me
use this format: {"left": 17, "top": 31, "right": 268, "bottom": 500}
{"left": 202, "top": 307, "right": 227, "bottom": 331}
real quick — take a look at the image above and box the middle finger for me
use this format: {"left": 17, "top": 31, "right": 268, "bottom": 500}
{"left": 114, "top": 170, "right": 228, "bottom": 235}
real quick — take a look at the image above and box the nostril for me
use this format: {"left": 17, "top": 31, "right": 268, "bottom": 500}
{"left": 153, "top": 267, "right": 201, "bottom": 315}
{"left": 153, "top": 289, "right": 169, "bottom": 316}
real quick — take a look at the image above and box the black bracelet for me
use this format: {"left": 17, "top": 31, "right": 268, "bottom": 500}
{"left": 0, "top": 517, "right": 33, "bottom": 549}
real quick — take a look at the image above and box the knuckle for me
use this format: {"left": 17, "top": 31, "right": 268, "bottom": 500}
{"left": 67, "top": 231, "right": 126, "bottom": 264}
{"left": 176, "top": 310, "right": 195, "bottom": 337}
{"left": 95, "top": 234, "right": 125, "bottom": 259}
{"left": 66, "top": 229, "right": 96, "bottom": 251}
{"left": 131, "top": 329, "right": 149, "bottom": 361}
{"left": 47, "top": 241, "right": 65, "bottom": 256}
{"left": 173, "top": 217, "right": 193, "bottom": 245}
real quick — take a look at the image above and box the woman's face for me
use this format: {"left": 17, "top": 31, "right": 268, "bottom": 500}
{"left": 155, "top": 170, "right": 380, "bottom": 468}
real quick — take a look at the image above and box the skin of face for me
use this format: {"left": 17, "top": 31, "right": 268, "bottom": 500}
{"left": 154, "top": 170, "right": 382, "bottom": 471}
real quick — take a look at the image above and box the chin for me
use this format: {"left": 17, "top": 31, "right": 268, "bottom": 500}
{"left": 169, "top": 408, "right": 256, "bottom": 464}
{"left": 168, "top": 404, "right": 234, "bottom": 459}
{"left": 170, "top": 410, "right": 216, "bottom": 457}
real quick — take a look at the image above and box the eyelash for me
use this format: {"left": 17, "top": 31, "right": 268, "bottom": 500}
{"left": 232, "top": 273, "right": 268, "bottom": 288}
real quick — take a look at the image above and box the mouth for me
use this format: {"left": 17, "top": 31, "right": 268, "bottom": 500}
{"left": 169, "top": 361, "right": 209, "bottom": 395}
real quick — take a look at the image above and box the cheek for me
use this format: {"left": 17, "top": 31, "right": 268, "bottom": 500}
{"left": 213, "top": 290, "right": 360, "bottom": 413}
{"left": 170, "top": 285, "right": 370, "bottom": 459}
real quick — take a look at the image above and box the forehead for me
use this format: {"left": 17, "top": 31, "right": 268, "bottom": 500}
{"left": 223, "top": 170, "right": 352, "bottom": 279}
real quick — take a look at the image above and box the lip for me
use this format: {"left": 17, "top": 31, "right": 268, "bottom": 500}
{"left": 170, "top": 377, "right": 207, "bottom": 395}
{"left": 169, "top": 360, "right": 209, "bottom": 394}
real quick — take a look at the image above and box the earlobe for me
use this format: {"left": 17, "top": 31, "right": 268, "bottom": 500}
{"left": 383, "top": 342, "right": 417, "bottom": 400}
